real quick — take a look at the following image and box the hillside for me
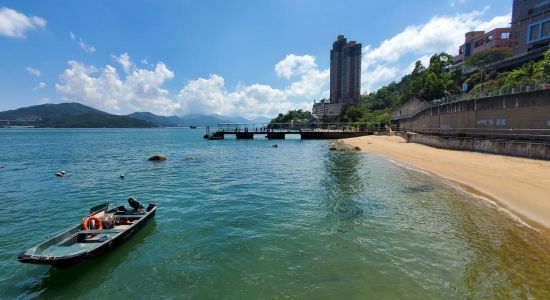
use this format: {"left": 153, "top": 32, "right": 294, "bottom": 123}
{"left": 0, "top": 103, "right": 156, "bottom": 128}
{"left": 128, "top": 112, "right": 186, "bottom": 127}
{"left": 129, "top": 112, "right": 232, "bottom": 127}
{"left": 179, "top": 114, "right": 232, "bottom": 127}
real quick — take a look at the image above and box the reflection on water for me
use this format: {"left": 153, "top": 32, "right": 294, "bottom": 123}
{"left": 321, "top": 152, "right": 365, "bottom": 222}
{"left": 2, "top": 129, "right": 550, "bottom": 298}
{"left": 30, "top": 221, "right": 157, "bottom": 299}
{"left": 446, "top": 196, "right": 550, "bottom": 299}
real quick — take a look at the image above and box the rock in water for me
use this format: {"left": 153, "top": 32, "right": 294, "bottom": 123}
{"left": 148, "top": 155, "right": 166, "bottom": 161}
{"left": 55, "top": 171, "right": 66, "bottom": 177}
{"left": 353, "top": 146, "right": 361, "bottom": 151}
{"left": 271, "top": 144, "right": 278, "bottom": 148}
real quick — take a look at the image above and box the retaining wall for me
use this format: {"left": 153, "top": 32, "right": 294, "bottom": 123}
{"left": 404, "top": 133, "right": 550, "bottom": 160}
{"left": 397, "top": 89, "right": 550, "bottom": 132}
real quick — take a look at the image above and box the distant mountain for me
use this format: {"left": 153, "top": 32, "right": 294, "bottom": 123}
{"left": 128, "top": 112, "right": 231, "bottom": 127}
{"left": 0, "top": 102, "right": 274, "bottom": 128}
{"left": 179, "top": 114, "right": 232, "bottom": 127}
{"left": 0, "top": 103, "right": 156, "bottom": 128}
{"left": 210, "top": 114, "right": 271, "bottom": 124}
{"left": 128, "top": 112, "right": 186, "bottom": 127}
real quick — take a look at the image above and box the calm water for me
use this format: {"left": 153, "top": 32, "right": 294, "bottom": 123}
{"left": 1, "top": 128, "right": 550, "bottom": 299}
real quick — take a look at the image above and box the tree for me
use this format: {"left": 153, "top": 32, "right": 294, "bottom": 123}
{"left": 465, "top": 47, "right": 513, "bottom": 68}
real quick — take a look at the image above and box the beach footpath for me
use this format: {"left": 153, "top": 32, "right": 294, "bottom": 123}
{"left": 343, "top": 135, "right": 550, "bottom": 231}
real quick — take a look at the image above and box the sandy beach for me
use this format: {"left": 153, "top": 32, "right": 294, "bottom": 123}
{"left": 343, "top": 135, "right": 550, "bottom": 231}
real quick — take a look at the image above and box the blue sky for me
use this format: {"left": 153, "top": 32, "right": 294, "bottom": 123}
{"left": 0, "top": 0, "right": 511, "bottom": 117}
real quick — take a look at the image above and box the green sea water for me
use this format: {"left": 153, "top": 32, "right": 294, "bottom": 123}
{"left": 1, "top": 128, "right": 550, "bottom": 299}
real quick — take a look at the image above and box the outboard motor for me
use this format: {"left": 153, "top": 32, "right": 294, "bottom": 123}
{"left": 128, "top": 197, "right": 144, "bottom": 213}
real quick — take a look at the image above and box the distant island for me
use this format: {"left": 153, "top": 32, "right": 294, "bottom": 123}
{"left": 0, "top": 103, "right": 270, "bottom": 128}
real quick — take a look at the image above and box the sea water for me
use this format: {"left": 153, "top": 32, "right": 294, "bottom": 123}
{"left": 1, "top": 128, "right": 550, "bottom": 299}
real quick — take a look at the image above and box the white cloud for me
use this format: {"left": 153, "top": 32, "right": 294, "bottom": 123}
{"left": 55, "top": 10, "right": 511, "bottom": 118}
{"left": 69, "top": 32, "right": 96, "bottom": 53}
{"left": 275, "top": 54, "right": 317, "bottom": 79}
{"left": 112, "top": 53, "right": 134, "bottom": 73}
{"left": 56, "top": 54, "right": 177, "bottom": 115}
{"left": 26, "top": 66, "right": 41, "bottom": 77}
{"left": 55, "top": 53, "right": 326, "bottom": 118}
{"left": 361, "top": 10, "right": 512, "bottom": 92}
{"left": 275, "top": 54, "right": 330, "bottom": 98}
{"left": 176, "top": 75, "right": 305, "bottom": 118}
{"left": 0, "top": 7, "right": 46, "bottom": 38}
{"left": 33, "top": 81, "right": 46, "bottom": 90}
{"left": 475, "top": 13, "right": 512, "bottom": 32}
{"left": 175, "top": 54, "right": 329, "bottom": 118}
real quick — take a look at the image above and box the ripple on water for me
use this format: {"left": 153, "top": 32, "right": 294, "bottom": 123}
{"left": 1, "top": 129, "right": 550, "bottom": 299}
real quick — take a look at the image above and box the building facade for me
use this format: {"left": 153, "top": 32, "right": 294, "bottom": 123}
{"left": 314, "top": 35, "right": 362, "bottom": 118}
{"left": 453, "top": 28, "right": 515, "bottom": 64}
{"left": 511, "top": 0, "right": 550, "bottom": 55}
{"left": 312, "top": 100, "right": 346, "bottom": 118}
{"left": 330, "top": 35, "right": 362, "bottom": 105}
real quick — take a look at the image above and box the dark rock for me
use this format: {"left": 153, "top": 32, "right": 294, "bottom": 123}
{"left": 148, "top": 155, "right": 166, "bottom": 161}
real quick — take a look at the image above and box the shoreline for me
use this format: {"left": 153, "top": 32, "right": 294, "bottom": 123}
{"left": 342, "top": 135, "right": 550, "bottom": 232}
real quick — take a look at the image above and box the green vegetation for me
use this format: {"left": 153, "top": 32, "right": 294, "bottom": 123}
{"left": 0, "top": 103, "right": 156, "bottom": 128}
{"left": 270, "top": 110, "right": 314, "bottom": 124}
{"left": 306, "top": 48, "right": 550, "bottom": 126}
{"left": 37, "top": 113, "right": 156, "bottom": 128}
{"left": 465, "top": 47, "right": 513, "bottom": 68}
{"left": 271, "top": 48, "right": 550, "bottom": 127}
{"left": 338, "top": 53, "right": 462, "bottom": 125}
{"left": 466, "top": 48, "right": 550, "bottom": 96}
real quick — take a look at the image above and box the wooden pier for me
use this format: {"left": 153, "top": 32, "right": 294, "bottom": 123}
{"left": 204, "top": 123, "right": 375, "bottom": 140}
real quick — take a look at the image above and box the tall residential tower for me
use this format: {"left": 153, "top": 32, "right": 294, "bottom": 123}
{"left": 330, "top": 35, "right": 362, "bottom": 105}
{"left": 313, "top": 35, "right": 362, "bottom": 118}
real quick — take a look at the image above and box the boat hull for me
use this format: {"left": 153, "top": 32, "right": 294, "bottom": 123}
{"left": 18, "top": 205, "right": 156, "bottom": 268}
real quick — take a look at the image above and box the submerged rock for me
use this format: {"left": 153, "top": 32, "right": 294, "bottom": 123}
{"left": 329, "top": 146, "right": 337, "bottom": 151}
{"left": 402, "top": 184, "right": 434, "bottom": 193}
{"left": 148, "top": 155, "right": 166, "bottom": 161}
{"left": 271, "top": 144, "right": 278, "bottom": 148}
{"left": 353, "top": 146, "right": 361, "bottom": 151}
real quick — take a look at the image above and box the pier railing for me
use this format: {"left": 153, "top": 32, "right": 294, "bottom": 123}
{"left": 208, "top": 122, "right": 387, "bottom": 134}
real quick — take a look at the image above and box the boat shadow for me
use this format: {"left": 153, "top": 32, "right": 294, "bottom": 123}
{"left": 30, "top": 220, "right": 157, "bottom": 298}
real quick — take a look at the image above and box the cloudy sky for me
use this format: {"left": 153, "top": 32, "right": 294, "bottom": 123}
{"left": 0, "top": 0, "right": 511, "bottom": 118}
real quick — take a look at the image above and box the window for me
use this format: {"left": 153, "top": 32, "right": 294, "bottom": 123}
{"left": 530, "top": 24, "right": 540, "bottom": 41}
{"left": 543, "top": 21, "right": 550, "bottom": 38}
{"left": 528, "top": 18, "right": 550, "bottom": 43}
{"left": 501, "top": 32, "right": 510, "bottom": 39}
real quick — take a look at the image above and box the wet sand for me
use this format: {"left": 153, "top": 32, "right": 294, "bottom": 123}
{"left": 342, "top": 135, "right": 550, "bottom": 231}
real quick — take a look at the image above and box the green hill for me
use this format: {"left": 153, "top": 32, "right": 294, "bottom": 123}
{"left": 0, "top": 103, "right": 156, "bottom": 128}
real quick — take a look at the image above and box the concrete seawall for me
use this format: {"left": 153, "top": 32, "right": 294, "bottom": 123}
{"left": 395, "top": 89, "right": 550, "bottom": 136}
{"left": 402, "top": 132, "right": 550, "bottom": 160}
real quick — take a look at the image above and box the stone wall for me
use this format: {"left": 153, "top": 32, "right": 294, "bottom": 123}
{"left": 403, "top": 133, "right": 550, "bottom": 160}
{"left": 397, "top": 89, "right": 550, "bottom": 133}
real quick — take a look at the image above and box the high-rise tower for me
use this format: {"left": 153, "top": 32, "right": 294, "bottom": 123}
{"left": 330, "top": 35, "right": 362, "bottom": 105}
